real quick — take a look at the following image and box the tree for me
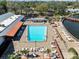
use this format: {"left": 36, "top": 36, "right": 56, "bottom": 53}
{"left": 68, "top": 47, "right": 79, "bottom": 59}
{"left": 68, "top": 48, "right": 78, "bottom": 56}
{"left": 35, "top": 3, "right": 48, "bottom": 12}
{"left": 8, "top": 53, "right": 21, "bottom": 59}
{"left": 8, "top": 53, "right": 15, "bottom": 59}
{"left": 1, "top": 0, "right": 8, "bottom": 13}
{"left": 46, "top": 48, "right": 51, "bottom": 59}
{"left": 71, "top": 56, "right": 79, "bottom": 59}
{"left": 46, "top": 48, "right": 51, "bottom": 54}
{"left": 0, "top": 0, "right": 8, "bottom": 14}
{"left": 20, "top": 49, "right": 29, "bottom": 55}
{"left": 8, "top": 52, "right": 21, "bottom": 59}
{"left": 54, "top": 2, "right": 67, "bottom": 15}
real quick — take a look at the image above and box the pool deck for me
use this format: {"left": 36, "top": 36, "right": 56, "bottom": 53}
{"left": 1, "top": 21, "right": 55, "bottom": 59}
{"left": 13, "top": 21, "right": 65, "bottom": 59}
{"left": 13, "top": 22, "right": 55, "bottom": 59}
{"left": 13, "top": 21, "right": 53, "bottom": 51}
{"left": 1, "top": 20, "right": 70, "bottom": 59}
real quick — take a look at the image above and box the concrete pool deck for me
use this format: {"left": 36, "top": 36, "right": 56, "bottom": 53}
{"left": 12, "top": 21, "right": 66, "bottom": 59}
{"left": 13, "top": 22, "right": 53, "bottom": 50}
{"left": 1, "top": 20, "right": 68, "bottom": 59}
{"left": 1, "top": 21, "right": 54, "bottom": 59}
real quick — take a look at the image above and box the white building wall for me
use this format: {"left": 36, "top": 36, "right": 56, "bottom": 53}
{"left": 66, "top": 9, "right": 79, "bottom": 13}
{"left": 0, "top": 37, "right": 5, "bottom": 46}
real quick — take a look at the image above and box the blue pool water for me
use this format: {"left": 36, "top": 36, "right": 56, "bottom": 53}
{"left": 28, "top": 26, "right": 47, "bottom": 42}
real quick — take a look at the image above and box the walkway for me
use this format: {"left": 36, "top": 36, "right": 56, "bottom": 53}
{"left": 56, "top": 21, "right": 79, "bottom": 59}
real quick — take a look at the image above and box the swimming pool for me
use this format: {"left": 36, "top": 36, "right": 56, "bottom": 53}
{"left": 28, "top": 26, "right": 47, "bottom": 42}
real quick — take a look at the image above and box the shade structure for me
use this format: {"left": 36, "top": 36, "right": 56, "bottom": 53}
{"left": 6, "top": 21, "right": 23, "bottom": 37}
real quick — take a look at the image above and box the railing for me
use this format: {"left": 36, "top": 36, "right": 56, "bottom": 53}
{"left": 64, "top": 17, "right": 79, "bottom": 22}
{"left": 55, "top": 40, "right": 64, "bottom": 59}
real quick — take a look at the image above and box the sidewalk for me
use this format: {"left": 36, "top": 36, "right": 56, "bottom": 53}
{"left": 56, "top": 21, "right": 79, "bottom": 59}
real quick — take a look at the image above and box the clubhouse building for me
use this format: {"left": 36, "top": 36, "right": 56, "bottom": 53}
{"left": 0, "top": 12, "right": 25, "bottom": 57}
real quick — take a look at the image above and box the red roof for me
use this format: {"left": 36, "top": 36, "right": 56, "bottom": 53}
{"left": 6, "top": 21, "right": 23, "bottom": 37}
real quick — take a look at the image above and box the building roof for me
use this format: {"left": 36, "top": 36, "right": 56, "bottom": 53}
{"left": 18, "top": 15, "right": 24, "bottom": 20}
{"left": 6, "top": 21, "right": 23, "bottom": 37}
{"left": 0, "top": 13, "right": 24, "bottom": 36}
{"left": 0, "top": 15, "right": 21, "bottom": 32}
{"left": 0, "top": 12, "right": 14, "bottom": 22}
{"left": 66, "top": 8, "right": 79, "bottom": 12}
